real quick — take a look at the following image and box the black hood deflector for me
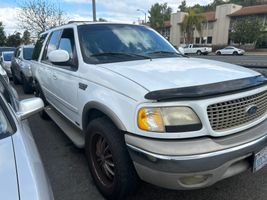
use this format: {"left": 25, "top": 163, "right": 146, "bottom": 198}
{"left": 145, "top": 75, "right": 267, "bottom": 101}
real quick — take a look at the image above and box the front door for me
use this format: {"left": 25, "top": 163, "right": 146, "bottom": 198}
{"left": 47, "top": 28, "right": 80, "bottom": 124}
{"left": 40, "top": 30, "right": 62, "bottom": 103}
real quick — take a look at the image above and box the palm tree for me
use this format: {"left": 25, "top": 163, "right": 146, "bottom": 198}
{"left": 181, "top": 9, "right": 206, "bottom": 44}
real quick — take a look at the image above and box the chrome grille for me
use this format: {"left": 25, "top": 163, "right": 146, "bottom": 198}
{"left": 207, "top": 91, "right": 267, "bottom": 131}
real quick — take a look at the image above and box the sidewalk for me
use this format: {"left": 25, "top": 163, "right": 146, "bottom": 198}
{"left": 245, "top": 52, "right": 267, "bottom": 56}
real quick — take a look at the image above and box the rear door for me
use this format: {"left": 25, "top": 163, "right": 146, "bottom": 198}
{"left": 224, "top": 47, "right": 233, "bottom": 55}
{"left": 12, "top": 48, "right": 22, "bottom": 78}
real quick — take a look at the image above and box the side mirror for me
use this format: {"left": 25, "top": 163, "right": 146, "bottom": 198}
{"left": 178, "top": 47, "right": 185, "bottom": 55}
{"left": 17, "top": 97, "right": 44, "bottom": 120}
{"left": 48, "top": 50, "right": 70, "bottom": 64}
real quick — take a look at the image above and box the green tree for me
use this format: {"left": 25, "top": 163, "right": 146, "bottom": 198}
{"left": 148, "top": 3, "right": 172, "bottom": 29}
{"left": 178, "top": 0, "right": 187, "bottom": 12}
{"left": 181, "top": 9, "right": 206, "bottom": 43}
{"left": 22, "top": 30, "right": 31, "bottom": 45}
{"left": 190, "top": 4, "right": 205, "bottom": 13}
{"left": 0, "top": 22, "right": 6, "bottom": 46}
{"left": 230, "top": 16, "right": 267, "bottom": 47}
{"left": 6, "top": 32, "right": 22, "bottom": 47}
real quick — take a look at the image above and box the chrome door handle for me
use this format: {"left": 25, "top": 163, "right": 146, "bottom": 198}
{"left": 52, "top": 75, "right": 57, "bottom": 80}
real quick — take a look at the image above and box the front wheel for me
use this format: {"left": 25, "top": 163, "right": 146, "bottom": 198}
{"left": 196, "top": 50, "right": 202, "bottom": 55}
{"left": 85, "top": 118, "right": 139, "bottom": 200}
{"left": 233, "top": 51, "right": 238, "bottom": 56}
{"left": 216, "top": 51, "right": 221, "bottom": 55}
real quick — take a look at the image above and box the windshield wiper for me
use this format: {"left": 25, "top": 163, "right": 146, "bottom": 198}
{"left": 146, "top": 51, "right": 181, "bottom": 56}
{"left": 90, "top": 52, "right": 151, "bottom": 60}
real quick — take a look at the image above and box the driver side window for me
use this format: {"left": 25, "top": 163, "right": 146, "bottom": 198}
{"left": 58, "top": 28, "right": 78, "bottom": 69}
{"left": 42, "top": 28, "right": 77, "bottom": 69}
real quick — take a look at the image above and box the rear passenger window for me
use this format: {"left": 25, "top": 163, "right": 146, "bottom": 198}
{"left": 42, "top": 30, "right": 62, "bottom": 61}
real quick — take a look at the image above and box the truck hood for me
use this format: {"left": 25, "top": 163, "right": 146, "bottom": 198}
{"left": 99, "top": 57, "right": 260, "bottom": 92}
{"left": 0, "top": 137, "right": 19, "bottom": 200}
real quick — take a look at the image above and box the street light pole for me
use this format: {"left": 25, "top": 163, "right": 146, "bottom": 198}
{"left": 137, "top": 9, "right": 146, "bottom": 24}
{"left": 92, "top": 0, "right": 96, "bottom": 22}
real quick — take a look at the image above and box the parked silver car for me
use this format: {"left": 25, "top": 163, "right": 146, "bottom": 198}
{"left": 0, "top": 75, "right": 54, "bottom": 200}
{"left": 11, "top": 45, "right": 34, "bottom": 94}
{"left": 0, "top": 51, "right": 14, "bottom": 77}
{"left": 216, "top": 46, "right": 245, "bottom": 55}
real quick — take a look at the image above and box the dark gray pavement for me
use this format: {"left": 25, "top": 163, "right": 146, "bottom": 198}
{"left": 193, "top": 55, "right": 267, "bottom": 76}
{"left": 193, "top": 55, "right": 267, "bottom": 67}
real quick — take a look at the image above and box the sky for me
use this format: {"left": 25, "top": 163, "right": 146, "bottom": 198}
{"left": 0, "top": 0, "right": 213, "bottom": 34}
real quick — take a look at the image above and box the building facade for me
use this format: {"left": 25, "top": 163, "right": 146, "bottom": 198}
{"left": 168, "top": 3, "right": 267, "bottom": 47}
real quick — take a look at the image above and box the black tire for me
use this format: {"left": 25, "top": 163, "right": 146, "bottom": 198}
{"left": 216, "top": 51, "right": 221, "bottom": 55}
{"left": 21, "top": 74, "right": 33, "bottom": 94}
{"left": 196, "top": 50, "right": 202, "bottom": 55}
{"left": 12, "top": 69, "right": 19, "bottom": 85}
{"left": 233, "top": 51, "right": 238, "bottom": 56}
{"left": 85, "top": 118, "right": 139, "bottom": 200}
{"left": 35, "top": 81, "right": 50, "bottom": 120}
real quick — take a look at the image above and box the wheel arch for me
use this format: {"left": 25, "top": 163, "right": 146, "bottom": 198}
{"left": 82, "top": 101, "right": 127, "bottom": 132}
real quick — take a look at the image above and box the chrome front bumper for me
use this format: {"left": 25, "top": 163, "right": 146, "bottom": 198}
{"left": 126, "top": 119, "right": 267, "bottom": 190}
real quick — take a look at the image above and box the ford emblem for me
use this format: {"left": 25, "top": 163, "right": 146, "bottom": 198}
{"left": 245, "top": 105, "right": 258, "bottom": 115}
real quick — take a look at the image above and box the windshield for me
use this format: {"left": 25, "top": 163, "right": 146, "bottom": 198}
{"left": 78, "top": 24, "right": 180, "bottom": 64}
{"left": 3, "top": 53, "right": 13, "bottom": 61}
{"left": 23, "top": 47, "right": 34, "bottom": 60}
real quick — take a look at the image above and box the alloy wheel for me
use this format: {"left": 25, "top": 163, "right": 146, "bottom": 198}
{"left": 90, "top": 133, "right": 115, "bottom": 186}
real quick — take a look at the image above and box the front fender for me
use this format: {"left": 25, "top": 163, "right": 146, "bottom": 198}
{"left": 82, "top": 101, "right": 127, "bottom": 131}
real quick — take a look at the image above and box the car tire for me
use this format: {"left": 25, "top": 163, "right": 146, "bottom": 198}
{"left": 233, "top": 51, "right": 238, "bottom": 56}
{"left": 216, "top": 51, "right": 221, "bottom": 55}
{"left": 196, "top": 50, "right": 202, "bottom": 55}
{"left": 85, "top": 117, "right": 139, "bottom": 200}
{"left": 34, "top": 81, "right": 50, "bottom": 120}
{"left": 22, "top": 74, "right": 33, "bottom": 94}
{"left": 12, "top": 69, "right": 19, "bottom": 85}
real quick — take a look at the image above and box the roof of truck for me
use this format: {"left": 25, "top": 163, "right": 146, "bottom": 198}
{"left": 42, "top": 22, "right": 147, "bottom": 34}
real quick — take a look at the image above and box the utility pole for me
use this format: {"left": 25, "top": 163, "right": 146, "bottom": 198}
{"left": 137, "top": 9, "right": 147, "bottom": 24}
{"left": 92, "top": 0, "right": 96, "bottom": 22}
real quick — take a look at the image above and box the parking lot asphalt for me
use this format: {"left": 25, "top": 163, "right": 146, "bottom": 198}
{"left": 192, "top": 55, "right": 267, "bottom": 77}
{"left": 14, "top": 81, "right": 267, "bottom": 200}
{"left": 193, "top": 55, "right": 267, "bottom": 67}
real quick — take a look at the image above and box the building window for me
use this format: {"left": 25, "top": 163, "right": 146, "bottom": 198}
{"left": 208, "top": 22, "right": 214, "bottom": 30}
{"left": 207, "top": 36, "right": 212, "bottom": 44}
{"left": 195, "top": 37, "right": 200, "bottom": 44}
{"left": 201, "top": 37, "right": 206, "bottom": 44}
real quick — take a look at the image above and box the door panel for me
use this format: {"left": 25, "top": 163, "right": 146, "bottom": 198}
{"left": 40, "top": 30, "right": 62, "bottom": 103}
{"left": 47, "top": 28, "right": 80, "bottom": 123}
{"left": 50, "top": 68, "right": 79, "bottom": 122}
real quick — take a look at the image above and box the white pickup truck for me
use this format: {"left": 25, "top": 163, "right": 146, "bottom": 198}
{"left": 31, "top": 22, "right": 267, "bottom": 200}
{"left": 183, "top": 44, "right": 212, "bottom": 55}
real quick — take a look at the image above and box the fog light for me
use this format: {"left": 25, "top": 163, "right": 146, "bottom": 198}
{"left": 180, "top": 175, "right": 211, "bottom": 186}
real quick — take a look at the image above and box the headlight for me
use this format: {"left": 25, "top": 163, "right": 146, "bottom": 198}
{"left": 137, "top": 107, "right": 201, "bottom": 133}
